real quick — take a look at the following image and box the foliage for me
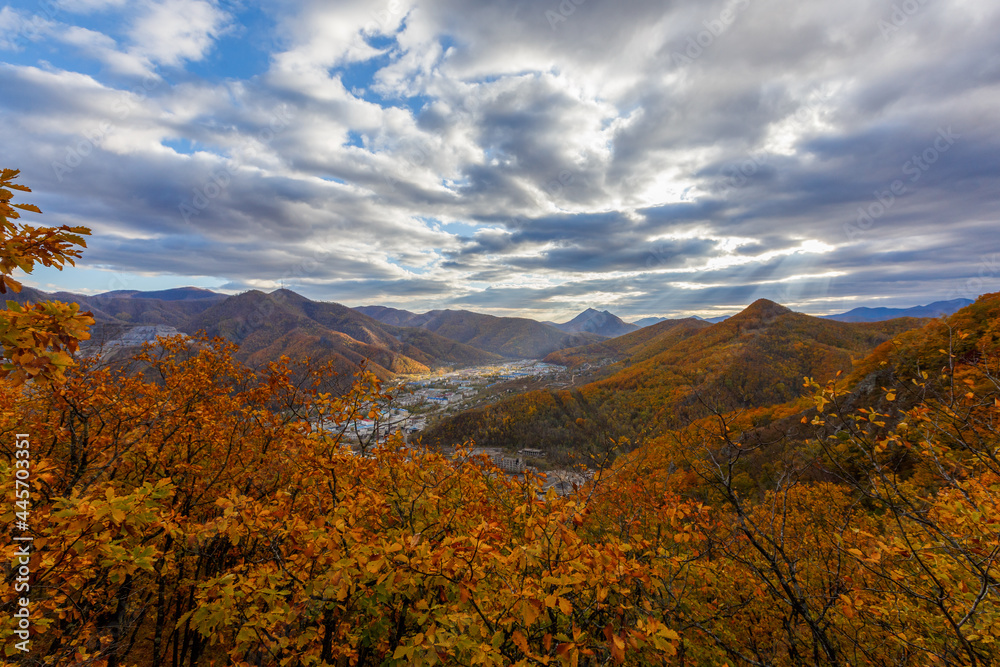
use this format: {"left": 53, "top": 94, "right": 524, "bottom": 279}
{"left": 0, "top": 168, "right": 93, "bottom": 385}
{"left": 1, "top": 337, "right": 683, "bottom": 666}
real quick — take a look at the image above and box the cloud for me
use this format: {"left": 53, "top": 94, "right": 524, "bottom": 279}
{"left": 0, "top": 0, "right": 999, "bottom": 320}
{"left": 128, "top": 0, "right": 229, "bottom": 67}
{"left": 0, "top": 7, "right": 53, "bottom": 51}
{"left": 57, "top": 25, "right": 154, "bottom": 77}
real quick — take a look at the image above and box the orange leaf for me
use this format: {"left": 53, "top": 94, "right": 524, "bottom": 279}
{"left": 512, "top": 630, "right": 529, "bottom": 654}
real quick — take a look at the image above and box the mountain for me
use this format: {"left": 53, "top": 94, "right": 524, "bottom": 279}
{"left": 550, "top": 308, "right": 639, "bottom": 338}
{"left": 422, "top": 299, "right": 929, "bottom": 455}
{"left": 639, "top": 300, "right": 974, "bottom": 328}
{"left": 355, "top": 306, "right": 606, "bottom": 358}
{"left": 635, "top": 314, "right": 730, "bottom": 327}
{"left": 822, "top": 298, "right": 972, "bottom": 322}
{"left": 181, "top": 289, "right": 500, "bottom": 377}
{"left": 9, "top": 286, "right": 500, "bottom": 379}
{"left": 691, "top": 291, "right": 1000, "bottom": 475}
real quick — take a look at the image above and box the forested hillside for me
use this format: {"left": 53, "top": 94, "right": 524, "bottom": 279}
{"left": 7, "top": 286, "right": 500, "bottom": 380}
{"left": 423, "top": 300, "right": 928, "bottom": 458}
{"left": 543, "top": 317, "right": 711, "bottom": 370}
{"left": 185, "top": 289, "right": 499, "bottom": 378}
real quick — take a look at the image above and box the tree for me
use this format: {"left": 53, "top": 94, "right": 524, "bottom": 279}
{"left": 0, "top": 168, "right": 94, "bottom": 385}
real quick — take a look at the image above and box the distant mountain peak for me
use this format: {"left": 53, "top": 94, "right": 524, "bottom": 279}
{"left": 553, "top": 308, "right": 640, "bottom": 338}
{"left": 732, "top": 299, "right": 793, "bottom": 323}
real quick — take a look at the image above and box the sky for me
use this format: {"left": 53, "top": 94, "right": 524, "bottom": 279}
{"left": 1, "top": 0, "right": 999, "bottom": 321}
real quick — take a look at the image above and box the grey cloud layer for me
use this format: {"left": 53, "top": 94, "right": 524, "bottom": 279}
{"left": 1, "top": 0, "right": 998, "bottom": 319}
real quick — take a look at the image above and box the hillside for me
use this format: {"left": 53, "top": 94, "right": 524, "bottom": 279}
{"left": 8, "top": 286, "right": 499, "bottom": 379}
{"left": 622, "top": 290, "right": 1000, "bottom": 509}
{"left": 356, "top": 306, "right": 606, "bottom": 358}
{"left": 183, "top": 290, "right": 499, "bottom": 378}
{"left": 353, "top": 305, "right": 423, "bottom": 327}
{"left": 422, "top": 299, "right": 928, "bottom": 456}
{"left": 544, "top": 317, "right": 711, "bottom": 370}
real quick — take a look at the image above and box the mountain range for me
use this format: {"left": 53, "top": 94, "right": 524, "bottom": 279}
{"left": 8, "top": 286, "right": 973, "bottom": 385}
{"left": 10, "top": 287, "right": 611, "bottom": 377}
{"left": 9, "top": 287, "right": 497, "bottom": 379}
{"left": 422, "top": 299, "right": 931, "bottom": 455}
{"left": 820, "top": 298, "right": 973, "bottom": 322}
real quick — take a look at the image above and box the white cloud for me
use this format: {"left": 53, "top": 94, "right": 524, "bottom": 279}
{"left": 128, "top": 0, "right": 229, "bottom": 67}
{"left": 58, "top": 25, "right": 155, "bottom": 77}
{"left": 0, "top": 7, "right": 54, "bottom": 51}
{"left": 268, "top": 0, "right": 405, "bottom": 98}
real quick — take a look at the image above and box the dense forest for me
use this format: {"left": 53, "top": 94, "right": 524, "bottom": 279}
{"left": 2, "top": 169, "right": 999, "bottom": 665}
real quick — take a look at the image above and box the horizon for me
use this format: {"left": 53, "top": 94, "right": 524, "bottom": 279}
{"left": 20, "top": 282, "right": 982, "bottom": 324}
{"left": 3, "top": 0, "right": 999, "bottom": 321}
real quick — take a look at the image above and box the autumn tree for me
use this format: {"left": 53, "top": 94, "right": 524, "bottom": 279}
{"left": 0, "top": 168, "right": 93, "bottom": 385}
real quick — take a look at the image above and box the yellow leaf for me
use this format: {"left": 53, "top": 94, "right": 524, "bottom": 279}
{"left": 523, "top": 600, "right": 540, "bottom": 626}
